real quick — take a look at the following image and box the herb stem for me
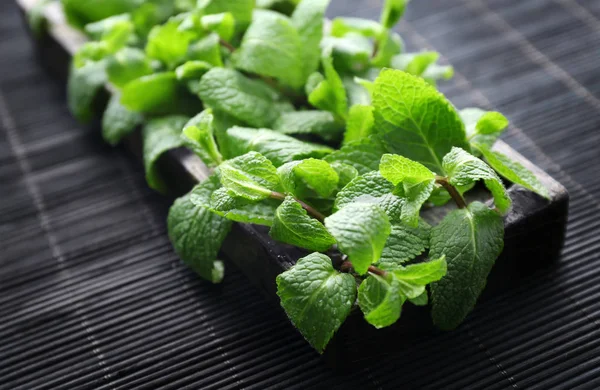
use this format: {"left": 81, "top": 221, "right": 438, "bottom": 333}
{"left": 219, "top": 38, "right": 236, "bottom": 53}
{"left": 436, "top": 176, "right": 467, "bottom": 209}
{"left": 341, "top": 261, "right": 387, "bottom": 277}
{"left": 270, "top": 191, "right": 326, "bottom": 222}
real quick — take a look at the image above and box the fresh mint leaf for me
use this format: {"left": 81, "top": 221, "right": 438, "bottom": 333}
{"left": 168, "top": 187, "right": 231, "bottom": 283}
{"left": 325, "top": 203, "right": 391, "bottom": 275}
{"left": 330, "top": 162, "right": 359, "bottom": 190}
{"left": 67, "top": 60, "right": 107, "bottom": 123}
{"left": 322, "top": 34, "right": 373, "bottom": 74}
{"left": 308, "top": 53, "right": 348, "bottom": 121}
{"left": 343, "top": 104, "right": 374, "bottom": 145}
{"left": 273, "top": 111, "right": 343, "bottom": 142}
{"left": 201, "top": 12, "right": 235, "bottom": 41}
{"left": 181, "top": 110, "right": 222, "bottom": 166}
{"left": 430, "top": 201, "right": 504, "bottom": 330}
{"left": 106, "top": 47, "right": 153, "bottom": 88}
{"left": 391, "top": 256, "right": 446, "bottom": 299}
{"left": 380, "top": 153, "right": 436, "bottom": 226}
{"left": 142, "top": 115, "right": 190, "bottom": 192}
{"left": 331, "top": 17, "right": 383, "bottom": 38}
{"left": 378, "top": 221, "right": 431, "bottom": 270}
{"left": 120, "top": 72, "right": 177, "bottom": 112}
{"left": 461, "top": 108, "right": 508, "bottom": 151}
{"left": 233, "top": 10, "right": 304, "bottom": 88}
{"left": 324, "top": 136, "right": 388, "bottom": 174}
{"left": 84, "top": 13, "right": 132, "bottom": 39}
{"left": 443, "top": 147, "right": 511, "bottom": 213}
{"left": 478, "top": 146, "right": 550, "bottom": 199}
{"left": 380, "top": 0, "right": 409, "bottom": 29}
{"left": 371, "top": 30, "right": 403, "bottom": 68}
{"left": 207, "top": 187, "right": 279, "bottom": 226}
{"left": 197, "top": 68, "right": 289, "bottom": 128}
{"left": 334, "top": 171, "right": 394, "bottom": 212}
{"left": 224, "top": 127, "right": 333, "bottom": 167}
{"left": 146, "top": 21, "right": 195, "bottom": 69}
{"left": 358, "top": 274, "right": 403, "bottom": 328}
{"left": 187, "top": 33, "right": 224, "bottom": 67}
{"left": 291, "top": 0, "right": 330, "bottom": 82}
{"left": 276, "top": 252, "right": 356, "bottom": 353}
{"left": 270, "top": 196, "right": 336, "bottom": 251}
{"left": 373, "top": 69, "right": 468, "bottom": 173}
{"left": 218, "top": 151, "right": 282, "bottom": 201}
{"left": 278, "top": 159, "right": 339, "bottom": 199}
{"left": 62, "top": 0, "right": 139, "bottom": 29}
{"left": 176, "top": 61, "right": 213, "bottom": 81}
{"left": 102, "top": 93, "right": 143, "bottom": 146}
{"left": 391, "top": 51, "right": 438, "bottom": 76}
{"left": 344, "top": 76, "right": 372, "bottom": 106}
{"left": 198, "top": 0, "right": 254, "bottom": 26}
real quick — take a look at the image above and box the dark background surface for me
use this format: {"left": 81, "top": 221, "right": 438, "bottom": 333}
{"left": 2, "top": 0, "right": 600, "bottom": 389}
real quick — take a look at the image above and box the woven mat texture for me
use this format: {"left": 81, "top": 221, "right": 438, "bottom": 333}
{"left": 2, "top": 0, "right": 600, "bottom": 389}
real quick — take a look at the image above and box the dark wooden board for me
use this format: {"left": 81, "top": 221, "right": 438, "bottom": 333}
{"left": 17, "top": 0, "right": 569, "bottom": 360}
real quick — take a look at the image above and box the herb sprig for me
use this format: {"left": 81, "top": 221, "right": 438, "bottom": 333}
{"left": 43, "top": 0, "right": 553, "bottom": 353}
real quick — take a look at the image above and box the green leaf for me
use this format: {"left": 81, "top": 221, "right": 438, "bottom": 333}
{"left": 343, "top": 104, "right": 374, "bottom": 145}
{"left": 106, "top": 47, "right": 153, "bottom": 88}
{"left": 344, "top": 76, "right": 372, "bottom": 107}
{"left": 218, "top": 151, "right": 281, "bottom": 200}
{"left": 102, "top": 93, "right": 143, "bottom": 145}
{"left": 198, "top": 0, "right": 254, "bottom": 25}
{"left": 322, "top": 34, "right": 372, "bottom": 74}
{"left": 273, "top": 111, "right": 343, "bottom": 142}
{"left": 334, "top": 171, "right": 394, "bottom": 212}
{"left": 187, "top": 33, "right": 223, "bottom": 67}
{"left": 224, "top": 127, "right": 333, "bottom": 166}
{"left": 371, "top": 30, "right": 403, "bottom": 68}
{"left": 430, "top": 201, "right": 504, "bottom": 330}
{"left": 390, "top": 51, "right": 453, "bottom": 85}
{"left": 67, "top": 61, "right": 107, "bottom": 123}
{"left": 392, "top": 256, "right": 447, "bottom": 299}
{"left": 291, "top": 0, "right": 330, "bottom": 82}
{"left": 176, "top": 60, "right": 213, "bottom": 81}
{"left": 478, "top": 146, "right": 550, "bottom": 199}
{"left": 410, "top": 292, "right": 428, "bottom": 306}
{"left": 324, "top": 136, "right": 388, "bottom": 174}
{"left": 270, "top": 196, "right": 336, "bottom": 251}
{"left": 85, "top": 14, "right": 132, "bottom": 39}
{"left": 443, "top": 147, "right": 511, "bottom": 213}
{"left": 201, "top": 12, "right": 235, "bottom": 41}
{"left": 181, "top": 110, "right": 223, "bottom": 166}
{"left": 330, "top": 17, "right": 383, "bottom": 38}
{"left": 142, "top": 115, "right": 190, "bottom": 192}
{"left": 330, "top": 162, "right": 359, "bottom": 190}
{"left": 132, "top": 2, "right": 175, "bottom": 38}
{"left": 62, "top": 0, "right": 139, "bottom": 29}
{"left": 276, "top": 253, "right": 356, "bottom": 353}
{"left": 120, "top": 72, "right": 178, "bottom": 113}
{"left": 325, "top": 203, "right": 391, "bottom": 275}
{"left": 278, "top": 159, "right": 339, "bottom": 199}
{"left": 358, "top": 275, "right": 403, "bottom": 328}
{"left": 378, "top": 222, "right": 431, "bottom": 270}
{"left": 208, "top": 187, "right": 279, "bottom": 226}
{"left": 308, "top": 53, "right": 348, "bottom": 121}
{"left": 380, "top": 153, "right": 436, "bottom": 226}
{"left": 461, "top": 108, "right": 508, "bottom": 151}
{"left": 372, "top": 69, "right": 469, "bottom": 173}
{"left": 197, "top": 68, "right": 290, "bottom": 128}
{"left": 233, "top": 10, "right": 304, "bottom": 88}
{"left": 146, "top": 21, "right": 195, "bottom": 69}
{"left": 380, "top": 0, "right": 409, "bottom": 29}
{"left": 168, "top": 187, "right": 232, "bottom": 283}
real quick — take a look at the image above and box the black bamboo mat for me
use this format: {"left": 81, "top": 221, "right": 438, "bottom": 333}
{"left": 2, "top": 0, "right": 600, "bottom": 389}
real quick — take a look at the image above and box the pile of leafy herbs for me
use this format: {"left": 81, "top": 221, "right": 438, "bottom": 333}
{"left": 33, "top": 0, "right": 551, "bottom": 353}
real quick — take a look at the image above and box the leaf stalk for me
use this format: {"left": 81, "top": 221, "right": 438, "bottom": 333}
{"left": 270, "top": 191, "right": 326, "bottom": 222}
{"left": 436, "top": 176, "right": 467, "bottom": 209}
